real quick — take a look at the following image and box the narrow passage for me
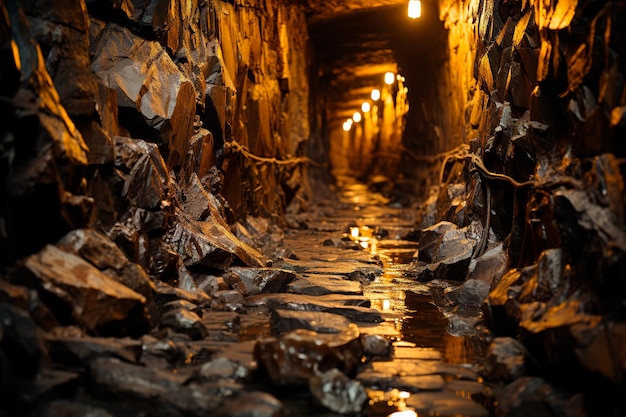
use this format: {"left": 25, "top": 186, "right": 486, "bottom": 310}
{"left": 256, "top": 179, "right": 492, "bottom": 416}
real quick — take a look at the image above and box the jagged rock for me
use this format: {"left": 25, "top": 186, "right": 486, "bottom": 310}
{"left": 19, "top": 245, "right": 148, "bottom": 334}
{"left": 165, "top": 208, "right": 267, "bottom": 270}
{"left": 554, "top": 189, "right": 626, "bottom": 253}
{"left": 198, "top": 357, "right": 250, "bottom": 381}
{"left": 254, "top": 325, "right": 362, "bottom": 385}
{"left": 245, "top": 293, "right": 383, "bottom": 323}
{"left": 48, "top": 335, "right": 142, "bottom": 366}
{"left": 447, "top": 306, "right": 484, "bottom": 336}
{"left": 163, "top": 299, "right": 202, "bottom": 316}
{"left": 361, "top": 334, "right": 391, "bottom": 357}
{"left": 485, "top": 337, "right": 525, "bottom": 382}
{"left": 193, "top": 273, "right": 228, "bottom": 296}
{"left": 91, "top": 24, "right": 195, "bottom": 166}
{"left": 153, "top": 280, "right": 209, "bottom": 308}
{"left": 160, "top": 308, "right": 208, "bottom": 340}
{"left": 287, "top": 274, "right": 363, "bottom": 296}
{"left": 518, "top": 249, "right": 563, "bottom": 303}
{"left": 309, "top": 368, "right": 368, "bottom": 414}
{"left": 216, "top": 290, "right": 246, "bottom": 311}
{"left": 139, "top": 335, "right": 185, "bottom": 367}
{"left": 89, "top": 357, "right": 222, "bottom": 415}
{"left": 219, "top": 391, "right": 287, "bottom": 417}
{"left": 254, "top": 333, "right": 339, "bottom": 386}
{"left": 181, "top": 129, "right": 217, "bottom": 184}
{"left": 439, "top": 183, "right": 467, "bottom": 222}
{"left": 57, "top": 229, "right": 159, "bottom": 326}
{"left": 114, "top": 136, "right": 169, "bottom": 210}
{"left": 270, "top": 309, "right": 352, "bottom": 335}
{"left": 225, "top": 267, "right": 296, "bottom": 296}
{"left": 57, "top": 229, "right": 127, "bottom": 270}
{"left": 5, "top": 4, "right": 91, "bottom": 261}
{"left": 467, "top": 242, "right": 509, "bottom": 286}
{"left": 414, "top": 221, "right": 477, "bottom": 281}
{"left": 446, "top": 279, "right": 491, "bottom": 306}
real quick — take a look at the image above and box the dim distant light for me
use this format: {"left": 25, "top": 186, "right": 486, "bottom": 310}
{"left": 353, "top": 111, "right": 362, "bottom": 122}
{"left": 371, "top": 89, "right": 381, "bottom": 101}
{"left": 361, "top": 102, "right": 371, "bottom": 112}
{"left": 384, "top": 72, "right": 395, "bottom": 85}
{"left": 408, "top": 0, "right": 421, "bottom": 19}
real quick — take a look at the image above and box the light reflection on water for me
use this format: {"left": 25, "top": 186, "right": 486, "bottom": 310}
{"left": 356, "top": 232, "right": 484, "bottom": 417}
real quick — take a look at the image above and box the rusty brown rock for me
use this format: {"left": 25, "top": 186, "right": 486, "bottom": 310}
{"left": 225, "top": 267, "right": 296, "bottom": 296}
{"left": 114, "top": 136, "right": 169, "bottom": 210}
{"left": 254, "top": 325, "right": 362, "bottom": 386}
{"left": 165, "top": 207, "right": 267, "bottom": 270}
{"left": 20, "top": 245, "right": 148, "bottom": 334}
{"left": 160, "top": 308, "right": 208, "bottom": 340}
{"left": 91, "top": 24, "right": 195, "bottom": 168}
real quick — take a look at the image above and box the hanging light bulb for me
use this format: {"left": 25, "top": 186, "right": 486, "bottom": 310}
{"left": 342, "top": 120, "right": 352, "bottom": 131}
{"left": 352, "top": 111, "right": 362, "bottom": 123}
{"left": 361, "top": 102, "right": 371, "bottom": 113}
{"left": 408, "top": 0, "right": 421, "bottom": 19}
{"left": 384, "top": 72, "right": 395, "bottom": 85}
{"left": 371, "top": 88, "right": 381, "bottom": 101}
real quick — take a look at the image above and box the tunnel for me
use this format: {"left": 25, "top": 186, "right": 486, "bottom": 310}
{"left": 1, "top": 0, "right": 626, "bottom": 416}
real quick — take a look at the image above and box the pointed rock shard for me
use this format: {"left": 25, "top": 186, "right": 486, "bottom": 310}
{"left": 22, "top": 245, "right": 147, "bottom": 333}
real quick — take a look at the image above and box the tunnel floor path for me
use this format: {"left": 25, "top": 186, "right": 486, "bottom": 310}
{"left": 243, "top": 178, "right": 493, "bottom": 416}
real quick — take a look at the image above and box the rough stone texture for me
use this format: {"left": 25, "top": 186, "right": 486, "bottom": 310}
{"left": 226, "top": 267, "right": 296, "bottom": 296}
{"left": 19, "top": 245, "right": 148, "bottom": 334}
{"left": 254, "top": 325, "right": 363, "bottom": 386}
{"left": 309, "top": 368, "right": 367, "bottom": 414}
{"left": 270, "top": 309, "right": 353, "bottom": 335}
{"left": 485, "top": 337, "right": 525, "bottom": 382}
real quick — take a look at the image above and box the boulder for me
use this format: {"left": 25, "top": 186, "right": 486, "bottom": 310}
{"left": 20, "top": 245, "right": 148, "bottom": 334}
{"left": 225, "top": 267, "right": 296, "bottom": 296}
{"left": 309, "top": 368, "right": 367, "bottom": 414}
{"left": 254, "top": 325, "right": 362, "bottom": 385}
{"left": 160, "top": 308, "right": 208, "bottom": 340}
{"left": 485, "top": 337, "right": 525, "bottom": 382}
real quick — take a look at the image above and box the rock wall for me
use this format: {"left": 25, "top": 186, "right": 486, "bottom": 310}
{"left": 1, "top": 0, "right": 311, "bottom": 268}
{"left": 408, "top": 0, "right": 626, "bottom": 411}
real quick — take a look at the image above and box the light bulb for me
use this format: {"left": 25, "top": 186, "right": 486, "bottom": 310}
{"left": 353, "top": 112, "right": 362, "bottom": 123}
{"left": 384, "top": 72, "right": 395, "bottom": 85}
{"left": 361, "top": 102, "right": 371, "bottom": 112}
{"left": 408, "top": 0, "right": 421, "bottom": 19}
{"left": 371, "top": 89, "right": 381, "bottom": 101}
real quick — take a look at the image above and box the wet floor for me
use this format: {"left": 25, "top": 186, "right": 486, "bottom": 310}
{"left": 274, "top": 181, "right": 490, "bottom": 417}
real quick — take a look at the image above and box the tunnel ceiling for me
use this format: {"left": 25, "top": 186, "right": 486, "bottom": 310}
{"left": 301, "top": 0, "right": 433, "bottom": 127}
